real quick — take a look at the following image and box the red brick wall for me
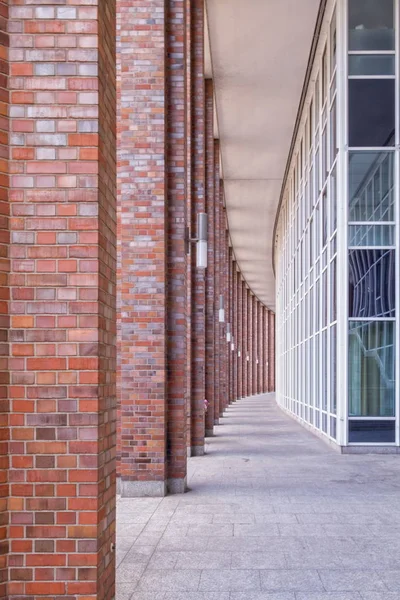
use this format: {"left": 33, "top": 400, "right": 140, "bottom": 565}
{"left": 8, "top": 0, "right": 116, "bottom": 596}
{"left": 0, "top": 0, "right": 8, "bottom": 593}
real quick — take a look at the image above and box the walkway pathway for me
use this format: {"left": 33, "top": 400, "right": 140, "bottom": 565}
{"left": 117, "top": 394, "right": 400, "bottom": 600}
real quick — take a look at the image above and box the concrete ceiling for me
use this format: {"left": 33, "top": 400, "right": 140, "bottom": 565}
{"left": 205, "top": 0, "right": 321, "bottom": 309}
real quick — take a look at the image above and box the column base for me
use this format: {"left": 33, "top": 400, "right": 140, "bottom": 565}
{"left": 205, "top": 429, "right": 214, "bottom": 437}
{"left": 117, "top": 478, "right": 167, "bottom": 498}
{"left": 191, "top": 445, "right": 205, "bottom": 457}
{"left": 167, "top": 477, "right": 187, "bottom": 494}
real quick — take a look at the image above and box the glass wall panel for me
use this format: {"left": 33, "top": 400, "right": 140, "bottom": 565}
{"left": 349, "top": 225, "right": 395, "bottom": 247}
{"left": 348, "top": 0, "right": 394, "bottom": 51}
{"left": 348, "top": 80, "right": 395, "bottom": 147}
{"left": 349, "top": 55, "right": 395, "bottom": 76}
{"left": 349, "top": 249, "right": 395, "bottom": 318}
{"left": 348, "top": 321, "right": 395, "bottom": 417}
{"left": 349, "top": 420, "right": 395, "bottom": 443}
{"left": 276, "top": 0, "right": 398, "bottom": 448}
{"left": 349, "top": 152, "right": 394, "bottom": 222}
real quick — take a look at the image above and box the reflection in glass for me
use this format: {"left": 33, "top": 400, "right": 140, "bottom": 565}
{"left": 330, "top": 416, "right": 337, "bottom": 439}
{"left": 348, "top": 0, "right": 394, "bottom": 51}
{"left": 349, "top": 79, "right": 395, "bottom": 147}
{"left": 349, "top": 152, "right": 394, "bottom": 222}
{"left": 348, "top": 321, "right": 395, "bottom": 417}
{"left": 331, "top": 325, "right": 337, "bottom": 414}
{"left": 331, "top": 258, "right": 337, "bottom": 322}
{"left": 349, "top": 224, "right": 394, "bottom": 247}
{"left": 349, "top": 249, "right": 395, "bottom": 318}
{"left": 349, "top": 420, "right": 395, "bottom": 443}
{"left": 349, "top": 54, "right": 395, "bottom": 76}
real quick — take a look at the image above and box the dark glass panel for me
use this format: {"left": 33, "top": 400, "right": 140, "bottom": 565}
{"left": 349, "top": 225, "right": 394, "bottom": 247}
{"left": 348, "top": 321, "right": 395, "bottom": 416}
{"left": 330, "top": 325, "right": 337, "bottom": 414}
{"left": 349, "top": 54, "right": 395, "bottom": 76}
{"left": 349, "top": 152, "right": 394, "bottom": 222}
{"left": 330, "top": 416, "right": 337, "bottom": 439}
{"left": 349, "top": 0, "right": 394, "bottom": 51}
{"left": 348, "top": 420, "right": 395, "bottom": 443}
{"left": 348, "top": 249, "right": 395, "bottom": 318}
{"left": 349, "top": 79, "right": 395, "bottom": 147}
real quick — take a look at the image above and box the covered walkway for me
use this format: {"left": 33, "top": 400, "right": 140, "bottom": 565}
{"left": 116, "top": 394, "right": 400, "bottom": 599}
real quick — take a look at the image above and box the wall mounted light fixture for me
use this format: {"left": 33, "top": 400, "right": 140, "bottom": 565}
{"left": 226, "top": 323, "right": 231, "bottom": 343}
{"left": 218, "top": 295, "right": 225, "bottom": 323}
{"left": 238, "top": 350, "right": 241, "bottom": 358}
{"left": 186, "top": 212, "right": 208, "bottom": 269}
{"left": 231, "top": 336, "right": 235, "bottom": 352}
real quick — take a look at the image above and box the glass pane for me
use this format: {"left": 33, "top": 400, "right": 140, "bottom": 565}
{"left": 349, "top": 249, "right": 395, "bottom": 318}
{"left": 330, "top": 11, "right": 337, "bottom": 73}
{"left": 331, "top": 325, "right": 337, "bottom": 414}
{"left": 349, "top": 224, "right": 395, "bottom": 247}
{"left": 331, "top": 258, "right": 337, "bottom": 322}
{"left": 330, "top": 99, "right": 337, "bottom": 165}
{"left": 348, "top": 0, "right": 394, "bottom": 51}
{"left": 330, "top": 416, "right": 337, "bottom": 439}
{"left": 348, "top": 321, "right": 395, "bottom": 416}
{"left": 330, "top": 167, "right": 337, "bottom": 232}
{"left": 349, "top": 54, "right": 395, "bottom": 76}
{"left": 349, "top": 79, "right": 395, "bottom": 147}
{"left": 349, "top": 420, "right": 395, "bottom": 443}
{"left": 349, "top": 152, "right": 394, "bottom": 221}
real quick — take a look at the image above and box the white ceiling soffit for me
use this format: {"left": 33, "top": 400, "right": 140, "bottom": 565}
{"left": 206, "top": 0, "right": 320, "bottom": 310}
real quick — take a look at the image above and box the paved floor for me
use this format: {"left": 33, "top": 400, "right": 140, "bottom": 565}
{"left": 116, "top": 393, "right": 400, "bottom": 600}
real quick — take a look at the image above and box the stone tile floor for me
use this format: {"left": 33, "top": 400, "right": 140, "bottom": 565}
{"left": 116, "top": 394, "right": 400, "bottom": 600}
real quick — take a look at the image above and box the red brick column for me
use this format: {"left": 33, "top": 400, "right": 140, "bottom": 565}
{"left": 260, "top": 306, "right": 265, "bottom": 393}
{"left": 0, "top": 1, "right": 8, "bottom": 594}
{"left": 237, "top": 274, "right": 242, "bottom": 400}
{"left": 9, "top": 0, "right": 116, "bottom": 596}
{"left": 228, "top": 247, "right": 233, "bottom": 404}
{"left": 205, "top": 79, "right": 214, "bottom": 437}
{"left": 268, "top": 311, "right": 273, "bottom": 392}
{"left": 185, "top": 0, "right": 192, "bottom": 453}
{"left": 242, "top": 282, "right": 247, "bottom": 398}
{"left": 253, "top": 297, "right": 258, "bottom": 395}
{"left": 190, "top": 0, "right": 206, "bottom": 455}
{"left": 166, "top": 0, "right": 189, "bottom": 491}
{"left": 232, "top": 261, "right": 237, "bottom": 402}
{"left": 213, "top": 141, "right": 220, "bottom": 425}
{"left": 220, "top": 204, "right": 227, "bottom": 415}
{"left": 118, "top": 0, "right": 189, "bottom": 493}
{"left": 265, "top": 307, "right": 269, "bottom": 392}
{"left": 271, "top": 312, "right": 276, "bottom": 391}
{"left": 258, "top": 302, "right": 263, "bottom": 394}
{"left": 247, "top": 290, "right": 252, "bottom": 396}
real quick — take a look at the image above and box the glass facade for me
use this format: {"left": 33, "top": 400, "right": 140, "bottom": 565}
{"left": 275, "top": 0, "right": 399, "bottom": 447}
